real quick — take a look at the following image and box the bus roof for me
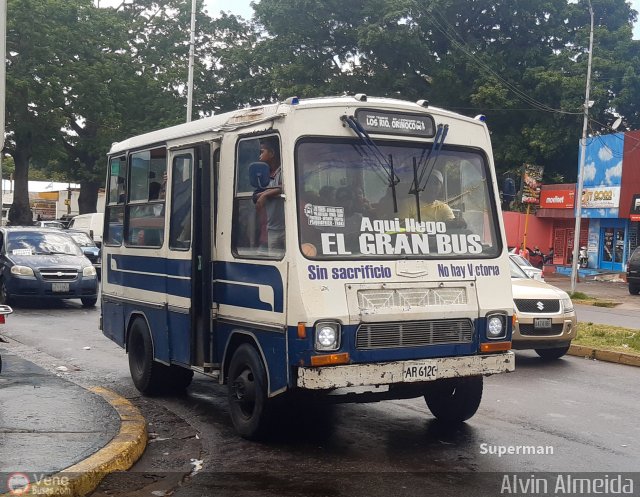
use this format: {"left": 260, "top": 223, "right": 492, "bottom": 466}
{"left": 108, "top": 95, "right": 483, "bottom": 155}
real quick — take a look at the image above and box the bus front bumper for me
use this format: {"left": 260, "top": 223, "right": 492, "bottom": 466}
{"left": 296, "top": 351, "right": 515, "bottom": 390}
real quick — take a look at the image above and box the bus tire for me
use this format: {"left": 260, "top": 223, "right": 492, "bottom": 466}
{"left": 424, "top": 376, "right": 483, "bottom": 424}
{"left": 166, "top": 366, "right": 194, "bottom": 393}
{"left": 128, "top": 318, "right": 167, "bottom": 396}
{"left": 535, "top": 345, "right": 570, "bottom": 360}
{"left": 227, "top": 344, "right": 271, "bottom": 439}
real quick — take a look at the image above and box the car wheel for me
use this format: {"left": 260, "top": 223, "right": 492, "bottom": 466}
{"left": 227, "top": 344, "right": 272, "bottom": 439}
{"left": 127, "top": 317, "right": 169, "bottom": 395}
{"left": 535, "top": 345, "right": 570, "bottom": 360}
{"left": 629, "top": 283, "right": 640, "bottom": 295}
{"left": 424, "top": 375, "right": 483, "bottom": 424}
{"left": 0, "top": 280, "right": 12, "bottom": 306}
{"left": 81, "top": 297, "right": 97, "bottom": 308}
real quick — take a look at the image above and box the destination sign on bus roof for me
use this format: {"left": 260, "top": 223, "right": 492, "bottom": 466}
{"left": 355, "top": 109, "right": 435, "bottom": 138}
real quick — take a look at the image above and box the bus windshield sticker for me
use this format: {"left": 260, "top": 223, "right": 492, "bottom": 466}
{"left": 354, "top": 109, "right": 436, "bottom": 138}
{"left": 304, "top": 204, "right": 345, "bottom": 227}
{"left": 318, "top": 215, "right": 483, "bottom": 257}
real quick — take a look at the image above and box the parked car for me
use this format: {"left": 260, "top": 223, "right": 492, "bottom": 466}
{"left": 34, "top": 220, "right": 66, "bottom": 229}
{"left": 509, "top": 257, "right": 577, "bottom": 359}
{"left": 627, "top": 246, "right": 640, "bottom": 295}
{"left": 510, "top": 253, "right": 545, "bottom": 281}
{"left": 0, "top": 227, "right": 98, "bottom": 307}
{"left": 67, "top": 229, "right": 101, "bottom": 276}
{"left": 67, "top": 213, "right": 104, "bottom": 247}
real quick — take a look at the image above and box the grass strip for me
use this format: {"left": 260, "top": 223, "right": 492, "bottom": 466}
{"left": 575, "top": 322, "right": 640, "bottom": 356}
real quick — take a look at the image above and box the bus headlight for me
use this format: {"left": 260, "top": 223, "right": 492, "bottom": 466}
{"left": 315, "top": 321, "right": 341, "bottom": 351}
{"left": 11, "top": 265, "right": 34, "bottom": 277}
{"left": 486, "top": 313, "right": 507, "bottom": 340}
{"left": 83, "top": 266, "right": 97, "bottom": 278}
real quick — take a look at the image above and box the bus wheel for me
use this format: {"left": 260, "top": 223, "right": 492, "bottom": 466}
{"left": 166, "top": 366, "right": 194, "bottom": 393}
{"left": 228, "top": 344, "right": 270, "bottom": 439}
{"left": 424, "top": 376, "right": 483, "bottom": 424}
{"left": 128, "top": 318, "right": 167, "bottom": 396}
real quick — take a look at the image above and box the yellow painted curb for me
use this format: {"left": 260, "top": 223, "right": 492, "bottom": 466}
{"left": 568, "top": 344, "right": 640, "bottom": 367}
{"left": 2, "top": 387, "right": 147, "bottom": 497}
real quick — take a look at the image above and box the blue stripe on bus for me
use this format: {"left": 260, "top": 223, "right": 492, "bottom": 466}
{"left": 105, "top": 256, "right": 283, "bottom": 312}
{"left": 213, "top": 261, "right": 284, "bottom": 313}
{"left": 106, "top": 254, "right": 191, "bottom": 298}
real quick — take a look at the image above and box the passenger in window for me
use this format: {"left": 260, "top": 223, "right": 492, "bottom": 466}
{"left": 352, "top": 187, "right": 375, "bottom": 217}
{"left": 254, "top": 137, "right": 284, "bottom": 254}
{"left": 318, "top": 185, "right": 336, "bottom": 205}
{"left": 149, "top": 181, "right": 162, "bottom": 200}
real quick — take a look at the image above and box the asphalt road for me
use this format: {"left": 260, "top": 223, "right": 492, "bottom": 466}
{"left": 1, "top": 298, "right": 639, "bottom": 497}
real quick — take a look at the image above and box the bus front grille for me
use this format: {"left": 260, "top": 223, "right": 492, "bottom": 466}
{"left": 356, "top": 319, "right": 474, "bottom": 349}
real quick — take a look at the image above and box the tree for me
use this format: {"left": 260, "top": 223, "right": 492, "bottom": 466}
{"left": 4, "top": 0, "right": 73, "bottom": 224}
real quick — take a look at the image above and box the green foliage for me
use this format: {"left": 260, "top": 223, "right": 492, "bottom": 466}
{"left": 3, "top": 0, "right": 639, "bottom": 220}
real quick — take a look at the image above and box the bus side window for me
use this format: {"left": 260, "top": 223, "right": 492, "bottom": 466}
{"left": 169, "top": 154, "right": 193, "bottom": 250}
{"left": 232, "top": 136, "right": 284, "bottom": 259}
{"left": 106, "top": 156, "right": 126, "bottom": 246}
{"left": 126, "top": 148, "right": 166, "bottom": 247}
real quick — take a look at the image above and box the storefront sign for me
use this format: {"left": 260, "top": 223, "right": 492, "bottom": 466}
{"left": 581, "top": 186, "right": 620, "bottom": 209}
{"left": 540, "top": 189, "right": 574, "bottom": 209}
{"left": 630, "top": 194, "right": 640, "bottom": 221}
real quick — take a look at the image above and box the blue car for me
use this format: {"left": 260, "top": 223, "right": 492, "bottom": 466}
{"left": 67, "top": 229, "right": 101, "bottom": 277}
{"left": 0, "top": 227, "right": 99, "bottom": 307}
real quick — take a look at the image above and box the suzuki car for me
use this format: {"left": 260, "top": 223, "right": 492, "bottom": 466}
{"left": 510, "top": 257, "right": 577, "bottom": 359}
{"left": 0, "top": 227, "right": 98, "bottom": 307}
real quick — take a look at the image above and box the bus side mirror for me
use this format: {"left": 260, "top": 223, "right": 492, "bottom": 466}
{"left": 249, "top": 162, "right": 271, "bottom": 189}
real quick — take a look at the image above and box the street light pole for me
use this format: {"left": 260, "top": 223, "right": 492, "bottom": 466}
{"left": 186, "top": 0, "right": 196, "bottom": 122}
{"left": 570, "top": 0, "right": 594, "bottom": 294}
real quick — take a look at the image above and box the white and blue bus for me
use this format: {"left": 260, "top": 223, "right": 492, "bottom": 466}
{"left": 100, "top": 95, "right": 515, "bottom": 439}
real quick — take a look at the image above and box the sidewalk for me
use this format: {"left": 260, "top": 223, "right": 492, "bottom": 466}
{"left": 543, "top": 269, "right": 636, "bottom": 307}
{"left": 0, "top": 351, "right": 147, "bottom": 496}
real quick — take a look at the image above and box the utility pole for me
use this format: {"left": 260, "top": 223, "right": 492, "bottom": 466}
{"left": 186, "top": 0, "right": 196, "bottom": 122}
{"left": 570, "top": 0, "right": 594, "bottom": 294}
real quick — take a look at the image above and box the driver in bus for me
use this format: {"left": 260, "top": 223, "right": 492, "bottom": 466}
{"left": 399, "top": 169, "right": 455, "bottom": 222}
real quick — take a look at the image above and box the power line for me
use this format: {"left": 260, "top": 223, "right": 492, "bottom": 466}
{"left": 427, "top": 8, "right": 582, "bottom": 116}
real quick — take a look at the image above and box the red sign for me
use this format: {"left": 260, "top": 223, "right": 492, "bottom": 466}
{"left": 540, "top": 189, "right": 575, "bottom": 209}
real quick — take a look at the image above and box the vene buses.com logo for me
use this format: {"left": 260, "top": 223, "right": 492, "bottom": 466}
{"left": 6, "top": 472, "right": 31, "bottom": 495}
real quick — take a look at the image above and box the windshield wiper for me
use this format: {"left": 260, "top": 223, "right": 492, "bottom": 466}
{"left": 341, "top": 114, "right": 401, "bottom": 211}
{"left": 416, "top": 123, "right": 448, "bottom": 193}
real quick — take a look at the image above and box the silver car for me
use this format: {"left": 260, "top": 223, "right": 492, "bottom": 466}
{"left": 510, "top": 257, "right": 577, "bottom": 359}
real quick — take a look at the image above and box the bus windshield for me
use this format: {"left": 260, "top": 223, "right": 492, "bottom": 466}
{"left": 296, "top": 138, "right": 501, "bottom": 260}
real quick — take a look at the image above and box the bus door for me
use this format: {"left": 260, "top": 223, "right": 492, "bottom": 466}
{"left": 216, "top": 135, "right": 288, "bottom": 374}
{"left": 166, "top": 144, "right": 214, "bottom": 369}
